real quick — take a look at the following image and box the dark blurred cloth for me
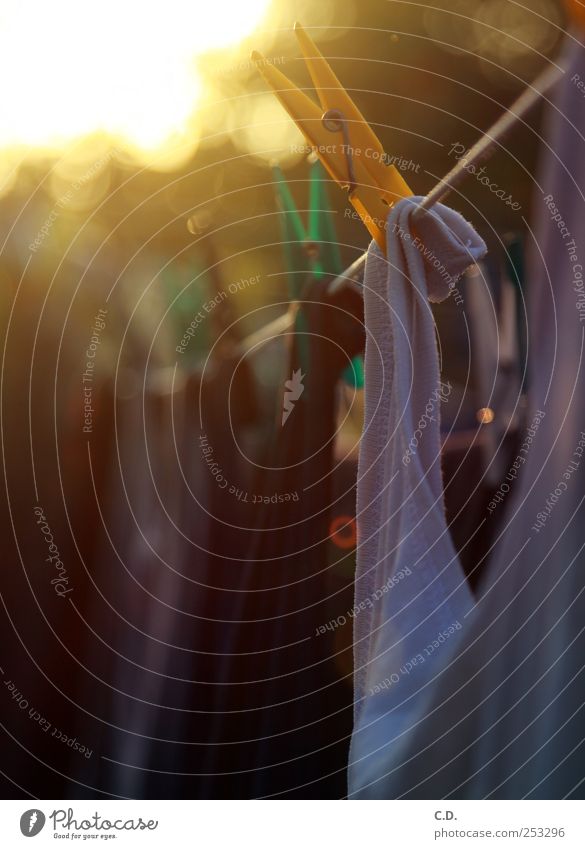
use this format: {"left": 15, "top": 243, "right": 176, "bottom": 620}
{"left": 194, "top": 276, "right": 364, "bottom": 798}
{"left": 348, "top": 197, "right": 484, "bottom": 795}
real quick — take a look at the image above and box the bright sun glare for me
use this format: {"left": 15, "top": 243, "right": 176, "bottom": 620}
{"left": 0, "top": 0, "right": 271, "bottom": 154}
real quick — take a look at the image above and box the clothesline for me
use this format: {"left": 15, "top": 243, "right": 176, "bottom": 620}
{"left": 328, "top": 58, "right": 566, "bottom": 295}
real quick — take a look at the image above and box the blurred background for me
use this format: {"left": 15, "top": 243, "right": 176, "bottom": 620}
{"left": 0, "top": 0, "right": 567, "bottom": 363}
{"left": 0, "top": 0, "right": 570, "bottom": 800}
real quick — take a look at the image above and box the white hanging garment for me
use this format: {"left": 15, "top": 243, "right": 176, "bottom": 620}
{"left": 350, "top": 38, "right": 585, "bottom": 799}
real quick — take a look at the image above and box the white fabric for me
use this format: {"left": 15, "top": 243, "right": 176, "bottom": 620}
{"left": 349, "top": 197, "right": 486, "bottom": 796}
{"left": 350, "top": 39, "right": 585, "bottom": 800}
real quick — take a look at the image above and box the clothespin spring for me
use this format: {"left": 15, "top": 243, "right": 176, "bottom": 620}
{"left": 321, "top": 109, "right": 357, "bottom": 195}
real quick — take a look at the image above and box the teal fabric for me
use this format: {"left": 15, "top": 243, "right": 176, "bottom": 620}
{"left": 272, "top": 160, "right": 364, "bottom": 388}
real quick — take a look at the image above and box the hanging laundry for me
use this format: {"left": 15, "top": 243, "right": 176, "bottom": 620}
{"left": 465, "top": 260, "right": 522, "bottom": 489}
{"left": 349, "top": 197, "right": 486, "bottom": 797}
{"left": 70, "top": 373, "right": 195, "bottom": 797}
{"left": 349, "top": 38, "right": 585, "bottom": 799}
{"left": 195, "top": 275, "right": 364, "bottom": 798}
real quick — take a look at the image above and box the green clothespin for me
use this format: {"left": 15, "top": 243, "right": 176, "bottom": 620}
{"left": 272, "top": 159, "right": 364, "bottom": 388}
{"left": 308, "top": 156, "right": 341, "bottom": 277}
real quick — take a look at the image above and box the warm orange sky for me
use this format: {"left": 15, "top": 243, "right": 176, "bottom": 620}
{"left": 0, "top": 0, "right": 272, "bottom": 152}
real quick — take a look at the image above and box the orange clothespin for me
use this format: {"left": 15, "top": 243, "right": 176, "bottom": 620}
{"left": 252, "top": 22, "right": 413, "bottom": 254}
{"left": 566, "top": 0, "right": 585, "bottom": 29}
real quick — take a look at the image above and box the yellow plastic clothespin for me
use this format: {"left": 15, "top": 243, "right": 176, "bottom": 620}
{"left": 252, "top": 22, "right": 413, "bottom": 254}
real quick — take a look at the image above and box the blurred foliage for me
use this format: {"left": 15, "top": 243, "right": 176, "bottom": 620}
{"left": 0, "top": 0, "right": 568, "bottom": 379}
